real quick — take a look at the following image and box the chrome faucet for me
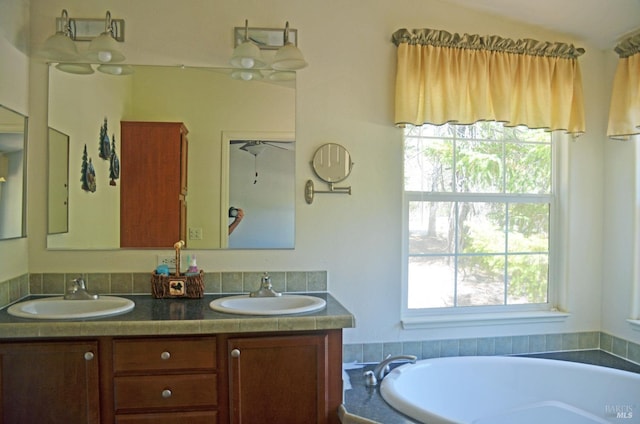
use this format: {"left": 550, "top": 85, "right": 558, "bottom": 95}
{"left": 64, "top": 277, "right": 99, "bottom": 300}
{"left": 249, "top": 273, "right": 282, "bottom": 297}
{"left": 364, "top": 354, "right": 417, "bottom": 386}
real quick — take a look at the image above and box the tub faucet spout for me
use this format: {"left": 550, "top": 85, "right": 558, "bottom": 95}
{"left": 365, "top": 354, "right": 417, "bottom": 386}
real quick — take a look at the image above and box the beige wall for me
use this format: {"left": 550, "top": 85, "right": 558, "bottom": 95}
{"left": 0, "top": 0, "right": 29, "bottom": 281}
{"left": 1, "top": 0, "right": 632, "bottom": 345}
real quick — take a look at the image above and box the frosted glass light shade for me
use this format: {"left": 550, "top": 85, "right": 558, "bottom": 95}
{"left": 41, "top": 32, "right": 79, "bottom": 62}
{"left": 55, "top": 63, "right": 94, "bottom": 75}
{"left": 269, "top": 71, "right": 296, "bottom": 81}
{"left": 97, "top": 64, "right": 134, "bottom": 75}
{"left": 231, "top": 69, "right": 264, "bottom": 81}
{"left": 271, "top": 43, "right": 307, "bottom": 71}
{"left": 230, "top": 41, "right": 266, "bottom": 69}
{"left": 86, "top": 32, "right": 125, "bottom": 63}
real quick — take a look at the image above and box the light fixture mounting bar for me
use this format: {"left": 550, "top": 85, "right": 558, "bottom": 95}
{"left": 57, "top": 17, "right": 125, "bottom": 42}
{"left": 233, "top": 27, "right": 297, "bottom": 50}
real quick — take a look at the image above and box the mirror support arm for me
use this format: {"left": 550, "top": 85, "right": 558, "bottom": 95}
{"left": 304, "top": 180, "right": 351, "bottom": 204}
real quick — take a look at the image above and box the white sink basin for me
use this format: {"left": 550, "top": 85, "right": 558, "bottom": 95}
{"left": 209, "top": 294, "right": 326, "bottom": 315}
{"left": 7, "top": 296, "right": 135, "bottom": 320}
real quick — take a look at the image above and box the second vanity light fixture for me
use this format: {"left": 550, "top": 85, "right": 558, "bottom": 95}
{"left": 230, "top": 20, "right": 307, "bottom": 80}
{"left": 42, "top": 9, "right": 127, "bottom": 75}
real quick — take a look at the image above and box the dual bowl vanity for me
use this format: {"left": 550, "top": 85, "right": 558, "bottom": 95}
{"left": 0, "top": 292, "right": 354, "bottom": 424}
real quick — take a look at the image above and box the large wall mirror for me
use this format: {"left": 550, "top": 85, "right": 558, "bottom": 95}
{"left": 0, "top": 105, "right": 27, "bottom": 241}
{"left": 47, "top": 65, "right": 295, "bottom": 250}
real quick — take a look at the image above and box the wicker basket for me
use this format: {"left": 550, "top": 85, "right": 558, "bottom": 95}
{"left": 151, "top": 270, "right": 204, "bottom": 299}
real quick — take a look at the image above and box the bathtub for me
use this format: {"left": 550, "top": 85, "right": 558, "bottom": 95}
{"left": 380, "top": 356, "right": 640, "bottom": 424}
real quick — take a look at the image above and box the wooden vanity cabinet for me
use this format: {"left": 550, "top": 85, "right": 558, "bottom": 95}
{"left": 111, "top": 336, "right": 218, "bottom": 423}
{"left": 120, "top": 121, "right": 189, "bottom": 248}
{"left": 221, "top": 330, "right": 343, "bottom": 424}
{"left": 0, "top": 330, "right": 343, "bottom": 424}
{"left": 0, "top": 340, "right": 100, "bottom": 424}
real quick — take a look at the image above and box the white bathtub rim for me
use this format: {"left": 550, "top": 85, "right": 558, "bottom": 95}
{"left": 379, "top": 355, "right": 640, "bottom": 424}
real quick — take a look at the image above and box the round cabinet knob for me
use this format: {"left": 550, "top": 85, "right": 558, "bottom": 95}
{"left": 162, "top": 389, "right": 172, "bottom": 399}
{"left": 84, "top": 352, "right": 94, "bottom": 361}
{"left": 160, "top": 351, "right": 171, "bottom": 360}
{"left": 230, "top": 348, "right": 241, "bottom": 358}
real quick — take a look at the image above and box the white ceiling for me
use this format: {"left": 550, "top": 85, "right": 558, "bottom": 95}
{"left": 443, "top": 0, "right": 640, "bottom": 49}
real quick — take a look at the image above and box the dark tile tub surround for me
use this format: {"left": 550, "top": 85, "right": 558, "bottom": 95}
{"left": 523, "top": 349, "right": 640, "bottom": 374}
{"left": 341, "top": 350, "right": 640, "bottom": 424}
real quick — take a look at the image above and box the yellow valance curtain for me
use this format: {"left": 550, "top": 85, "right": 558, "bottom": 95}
{"left": 607, "top": 33, "right": 640, "bottom": 140}
{"left": 392, "top": 28, "right": 586, "bottom": 135}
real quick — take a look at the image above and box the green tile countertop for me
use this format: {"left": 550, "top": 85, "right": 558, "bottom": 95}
{"left": 0, "top": 293, "right": 354, "bottom": 339}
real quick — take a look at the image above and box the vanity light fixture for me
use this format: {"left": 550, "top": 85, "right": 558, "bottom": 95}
{"left": 231, "top": 21, "right": 307, "bottom": 73}
{"left": 41, "top": 9, "right": 79, "bottom": 62}
{"left": 230, "top": 20, "right": 266, "bottom": 69}
{"left": 85, "top": 11, "right": 125, "bottom": 63}
{"left": 272, "top": 22, "right": 307, "bottom": 71}
{"left": 43, "top": 10, "right": 127, "bottom": 74}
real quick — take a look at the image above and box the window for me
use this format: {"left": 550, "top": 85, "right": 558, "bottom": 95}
{"left": 403, "top": 122, "right": 555, "bottom": 314}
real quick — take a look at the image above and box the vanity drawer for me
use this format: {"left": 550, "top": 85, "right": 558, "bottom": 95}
{"left": 113, "top": 337, "right": 216, "bottom": 372}
{"left": 115, "top": 410, "right": 217, "bottom": 424}
{"left": 114, "top": 374, "right": 217, "bottom": 411}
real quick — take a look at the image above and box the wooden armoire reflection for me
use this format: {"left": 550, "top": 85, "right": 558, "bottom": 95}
{"left": 120, "top": 121, "right": 188, "bottom": 248}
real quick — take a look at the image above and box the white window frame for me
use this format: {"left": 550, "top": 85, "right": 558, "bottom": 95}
{"left": 629, "top": 140, "right": 640, "bottom": 330}
{"left": 400, "top": 125, "right": 571, "bottom": 329}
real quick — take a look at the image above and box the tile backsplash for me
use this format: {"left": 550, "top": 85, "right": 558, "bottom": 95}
{"left": 343, "top": 331, "right": 640, "bottom": 366}
{"left": 27, "top": 271, "right": 327, "bottom": 297}
{"left": 0, "top": 274, "right": 29, "bottom": 308}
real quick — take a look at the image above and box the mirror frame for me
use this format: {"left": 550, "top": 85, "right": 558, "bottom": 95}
{"left": 312, "top": 143, "right": 354, "bottom": 183}
{"left": 47, "top": 127, "right": 69, "bottom": 235}
{"left": 0, "top": 104, "right": 28, "bottom": 241}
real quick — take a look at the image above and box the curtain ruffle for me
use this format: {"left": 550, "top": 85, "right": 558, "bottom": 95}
{"left": 392, "top": 28, "right": 585, "bottom": 59}
{"left": 392, "top": 28, "right": 586, "bottom": 135}
{"left": 614, "top": 32, "right": 640, "bottom": 58}
{"left": 607, "top": 33, "right": 640, "bottom": 139}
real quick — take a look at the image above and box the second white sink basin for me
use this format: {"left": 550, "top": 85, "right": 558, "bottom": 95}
{"left": 209, "top": 294, "right": 326, "bottom": 315}
{"left": 7, "top": 296, "right": 135, "bottom": 320}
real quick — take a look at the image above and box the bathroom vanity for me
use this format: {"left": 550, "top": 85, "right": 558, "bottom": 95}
{"left": 0, "top": 294, "right": 353, "bottom": 424}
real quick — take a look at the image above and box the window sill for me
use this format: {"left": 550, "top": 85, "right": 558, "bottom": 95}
{"left": 627, "top": 319, "right": 640, "bottom": 331}
{"left": 401, "top": 310, "right": 570, "bottom": 330}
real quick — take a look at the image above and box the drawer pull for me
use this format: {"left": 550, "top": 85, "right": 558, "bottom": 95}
{"left": 231, "top": 348, "right": 241, "bottom": 358}
{"left": 160, "top": 351, "right": 171, "bottom": 360}
{"left": 84, "top": 351, "right": 94, "bottom": 361}
{"left": 162, "top": 389, "right": 172, "bottom": 398}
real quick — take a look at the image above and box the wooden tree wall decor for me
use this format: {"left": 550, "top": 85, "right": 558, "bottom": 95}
{"left": 109, "top": 134, "right": 120, "bottom": 186}
{"left": 81, "top": 144, "right": 97, "bottom": 193}
{"left": 99, "top": 118, "right": 112, "bottom": 160}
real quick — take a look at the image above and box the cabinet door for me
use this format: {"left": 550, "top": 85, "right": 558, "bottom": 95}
{"left": 228, "top": 334, "right": 328, "bottom": 424}
{"left": 0, "top": 341, "right": 100, "bottom": 424}
{"left": 120, "top": 121, "right": 187, "bottom": 248}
